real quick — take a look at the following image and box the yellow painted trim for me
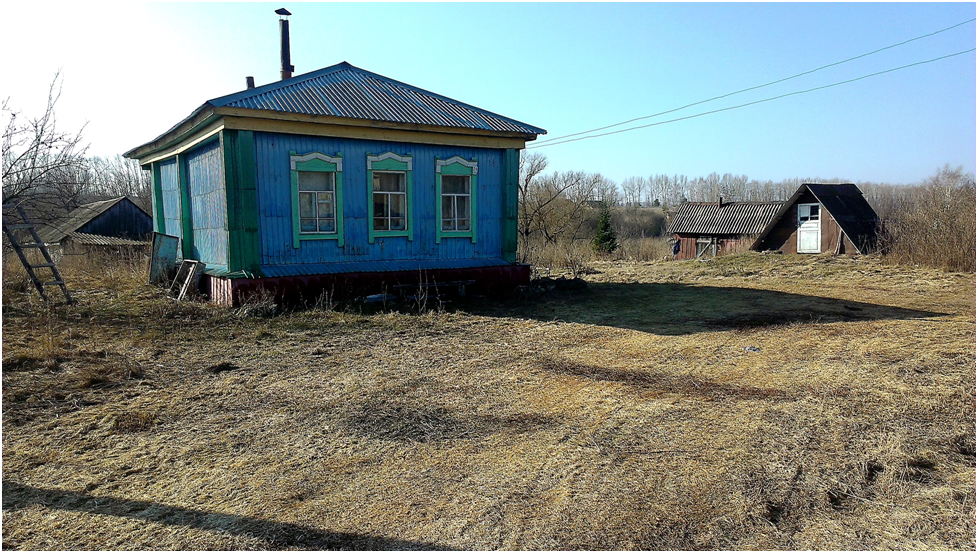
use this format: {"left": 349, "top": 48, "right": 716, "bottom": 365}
{"left": 213, "top": 106, "right": 536, "bottom": 140}
{"left": 222, "top": 116, "right": 527, "bottom": 149}
{"left": 139, "top": 121, "right": 226, "bottom": 166}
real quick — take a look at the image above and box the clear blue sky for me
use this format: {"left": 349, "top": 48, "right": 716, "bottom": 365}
{"left": 3, "top": 2, "right": 974, "bottom": 185}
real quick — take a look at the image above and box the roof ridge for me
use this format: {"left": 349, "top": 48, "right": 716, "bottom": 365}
{"left": 206, "top": 61, "right": 546, "bottom": 135}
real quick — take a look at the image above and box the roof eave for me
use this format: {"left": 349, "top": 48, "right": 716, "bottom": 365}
{"left": 214, "top": 106, "right": 542, "bottom": 141}
{"left": 124, "top": 104, "right": 221, "bottom": 163}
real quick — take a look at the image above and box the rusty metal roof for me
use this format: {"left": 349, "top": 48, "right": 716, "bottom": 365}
{"left": 207, "top": 62, "right": 546, "bottom": 136}
{"left": 668, "top": 201, "right": 785, "bottom": 235}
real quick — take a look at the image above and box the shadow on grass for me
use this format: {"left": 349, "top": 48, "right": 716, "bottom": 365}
{"left": 536, "top": 357, "right": 797, "bottom": 401}
{"left": 343, "top": 398, "right": 557, "bottom": 443}
{"left": 1, "top": 481, "right": 442, "bottom": 550}
{"left": 465, "top": 282, "right": 945, "bottom": 335}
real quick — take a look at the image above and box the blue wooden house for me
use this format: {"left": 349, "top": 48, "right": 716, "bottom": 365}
{"left": 124, "top": 62, "right": 545, "bottom": 305}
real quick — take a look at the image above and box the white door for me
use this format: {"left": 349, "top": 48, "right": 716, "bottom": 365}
{"left": 797, "top": 204, "right": 821, "bottom": 253}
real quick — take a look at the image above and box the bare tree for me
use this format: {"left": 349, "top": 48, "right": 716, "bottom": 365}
{"left": 87, "top": 154, "right": 152, "bottom": 210}
{"left": 593, "top": 177, "right": 622, "bottom": 207}
{"left": 526, "top": 170, "right": 603, "bottom": 244}
{"left": 2, "top": 72, "right": 89, "bottom": 222}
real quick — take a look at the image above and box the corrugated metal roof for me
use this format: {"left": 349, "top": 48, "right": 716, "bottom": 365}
{"left": 207, "top": 62, "right": 546, "bottom": 136}
{"left": 668, "top": 202, "right": 785, "bottom": 235}
{"left": 260, "top": 257, "right": 512, "bottom": 278}
{"left": 65, "top": 232, "right": 150, "bottom": 247}
{"left": 38, "top": 197, "right": 148, "bottom": 243}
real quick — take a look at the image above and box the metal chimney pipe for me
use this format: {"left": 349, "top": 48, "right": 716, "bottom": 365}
{"left": 280, "top": 17, "right": 294, "bottom": 80}
{"left": 245, "top": 76, "right": 255, "bottom": 89}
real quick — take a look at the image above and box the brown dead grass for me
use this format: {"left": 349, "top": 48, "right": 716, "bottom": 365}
{"left": 2, "top": 252, "right": 975, "bottom": 550}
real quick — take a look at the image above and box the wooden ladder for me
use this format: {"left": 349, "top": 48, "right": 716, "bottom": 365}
{"left": 1, "top": 205, "right": 73, "bottom": 304}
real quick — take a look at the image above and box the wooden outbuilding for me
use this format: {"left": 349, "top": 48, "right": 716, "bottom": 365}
{"left": 124, "top": 61, "right": 545, "bottom": 305}
{"left": 669, "top": 199, "right": 785, "bottom": 260}
{"left": 37, "top": 197, "right": 152, "bottom": 255}
{"left": 751, "top": 183, "right": 880, "bottom": 255}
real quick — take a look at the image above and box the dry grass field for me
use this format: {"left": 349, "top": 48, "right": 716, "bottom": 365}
{"left": 2, "top": 252, "right": 975, "bottom": 550}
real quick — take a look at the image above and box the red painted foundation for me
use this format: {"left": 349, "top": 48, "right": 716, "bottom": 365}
{"left": 202, "top": 264, "right": 531, "bottom": 306}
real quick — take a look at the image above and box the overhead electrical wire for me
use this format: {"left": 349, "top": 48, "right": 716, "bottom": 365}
{"left": 530, "top": 17, "right": 976, "bottom": 148}
{"left": 528, "top": 48, "right": 976, "bottom": 150}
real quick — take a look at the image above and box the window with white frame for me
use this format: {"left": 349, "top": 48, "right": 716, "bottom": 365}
{"left": 298, "top": 171, "right": 337, "bottom": 233}
{"left": 435, "top": 156, "right": 477, "bottom": 244}
{"left": 372, "top": 171, "right": 407, "bottom": 231}
{"left": 289, "top": 151, "right": 344, "bottom": 248}
{"left": 441, "top": 175, "right": 471, "bottom": 231}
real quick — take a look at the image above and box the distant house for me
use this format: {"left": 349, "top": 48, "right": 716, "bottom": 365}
{"left": 37, "top": 197, "right": 152, "bottom": 255}
{"left": 123, "top": 61, "right": 546, "bottom": 305}
{"left": 751, "top": 184, "right": 880, "bottom": 255}
{"left": 669, "top": 199, "right": 784, "bottom": 260}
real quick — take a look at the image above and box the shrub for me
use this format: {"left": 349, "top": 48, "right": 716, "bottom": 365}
{"left": 881, "top": 166, "right": 976, "bottom": 273}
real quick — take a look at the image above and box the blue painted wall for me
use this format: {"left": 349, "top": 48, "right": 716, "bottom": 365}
{"left": 185, "top": 139, "right": 228, "bottom": 271}
{"left": 159, "top": 158, "right": 182, "bottom": 244}
{"left": 253, "top": 132, "right": 506, "bottom": 272}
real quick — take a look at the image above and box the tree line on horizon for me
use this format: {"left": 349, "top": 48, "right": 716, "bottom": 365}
{"left": 3, "top": 76, "right": 973, "bottom": 272}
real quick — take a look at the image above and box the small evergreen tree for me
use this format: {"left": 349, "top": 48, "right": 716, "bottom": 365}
{"left": 593, "top": 201, "right": 619, "bottom": 254}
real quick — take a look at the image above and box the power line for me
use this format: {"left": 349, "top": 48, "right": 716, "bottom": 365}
{"left": 528, "top": 48, "right": 975, "bottom": 150}
{"left": 532, "top": 18, "right": 976, "bottom": 147}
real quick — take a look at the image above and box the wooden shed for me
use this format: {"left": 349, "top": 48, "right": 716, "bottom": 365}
{"left": 751, "top": 183, "right": 880, "bottom": 255}
{"left": 124, "top": 62, "right": 545, "bottom": 305}
{"left": 37, "top": 197, "right": 152, "bottom": 255}
{"left": 668, "top": 199, "right": 785, "bottom": 260}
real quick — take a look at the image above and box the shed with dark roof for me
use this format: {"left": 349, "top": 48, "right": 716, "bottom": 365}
{"left": 124, "top": 62, "right": 545, "bottom": 305}
{"left": 750, "top": 183, "right": 880, "bottom": 255}
{"left": 668, "top": 200, "right": 784, "bottom": 260}
{"left": 37, "top": 197, "right": 152, "bottom": 254}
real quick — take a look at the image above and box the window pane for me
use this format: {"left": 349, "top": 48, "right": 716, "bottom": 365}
{"left": 457, "top": 218, "right": 470, "bottom": 231}
{"left": 374, "top": 194, "right": 389, "bottom": 218}
{"left": 374, "top": 217, "right": 388, "bottom": 231}
{"left": 442, "top": 196, "right": 454, "bottom": 221}
{"left": 810, "top": 205, "right": 819, "bottom": 220}
{"left": 319, "top": 219, "right": 335, "bottom": 233}
{"left": 443, "top": 175, "right": 469, "bottom": 195}
{"left": 298, "top": 171, "right": 330, "bottom": 191}
{"left": 442, "top": 219, "right": 455, "bottom": 231}
{"left": 299, "top": 193, "right": 315, "bottom": 218}
{"left": 390, "top": 194, "right": 405, "bottom": 218}
{"left": 390, "top": 217, "right": 405, "bottom": 231}
{"left": 374, "top": 172, "right": 404, "bottom": 192}
{"left": 456, "top": 195, "right": 470, "bottom": 220}
{"left": 300, "top": 219, "right": 317, "bottom": 232}
{"left": 318, "top": 193, "right": 334, "bottom": 218}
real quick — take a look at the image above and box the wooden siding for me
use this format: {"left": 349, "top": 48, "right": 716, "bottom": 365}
{"left": 76, "top": 199, "right": 152, "bottom": 239}
{"left": 252, "top": 132, "right": 506, "bottom": 271}
{"left": 755, "top": 191, "right": 857, "bottom": 254}
{"left": 185, "top": 139, "right": 229, "bottom": 270}
{"left": 673, "top": 234, "right": 755, "bottom": 261}
{"left": 159, "top": 158, "right": 183, "bottom": 247}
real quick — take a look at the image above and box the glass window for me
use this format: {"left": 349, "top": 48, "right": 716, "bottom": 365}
{"left": 373, "top": 171, "right": 407, "bottom": 231}
{"left": 298, "top": 171, "right": 336, "bottom": 234}
{"left": 441, "top": 175, "right": 471, "bottom": 232}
